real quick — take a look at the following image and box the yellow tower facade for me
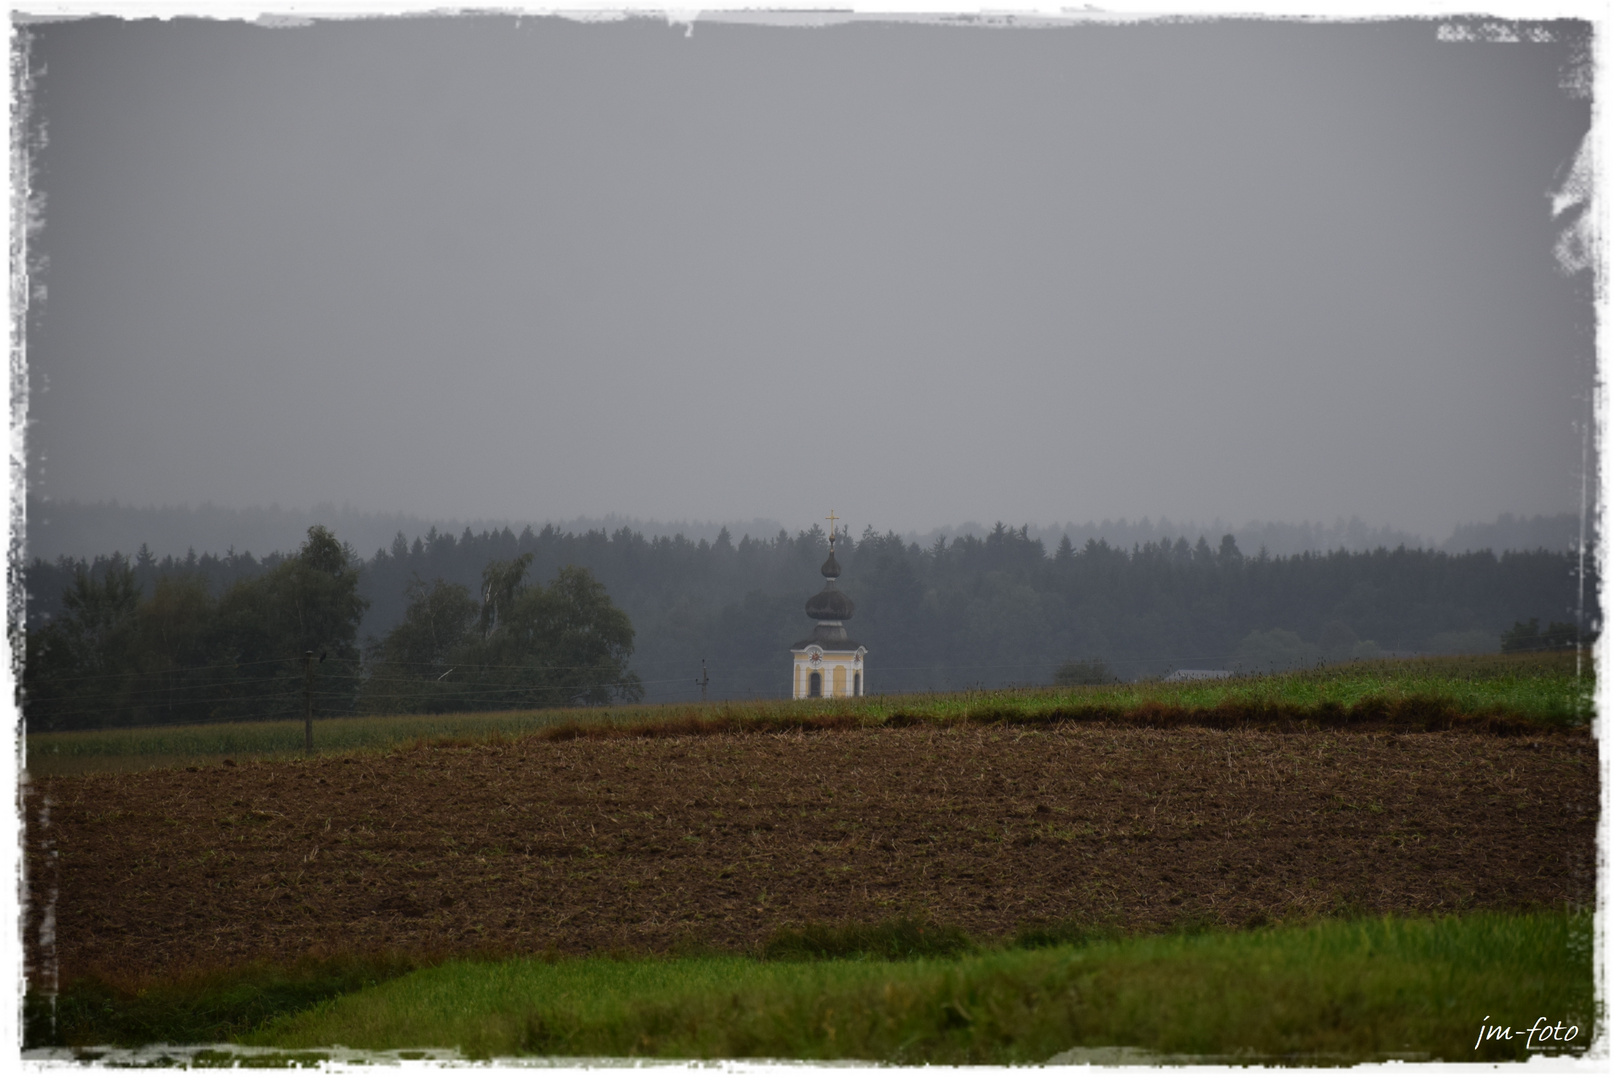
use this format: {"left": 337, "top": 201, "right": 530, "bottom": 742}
{"left": 790, "top": 523, "right": 866, "bottom": 699}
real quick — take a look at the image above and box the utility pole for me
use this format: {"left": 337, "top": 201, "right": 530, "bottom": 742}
{"left": 303, "top": 650, "right": 315, "bottom": 753}
{"left": 697, "top": 659, "right": 709, "bottom": 702}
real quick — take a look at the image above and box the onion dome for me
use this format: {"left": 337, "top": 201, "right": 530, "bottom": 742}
{"left": 794, "top": 534, "right": 860, "bottom": 649}
{"left": 805, "top": 585, "right": 855, "bottom": 622}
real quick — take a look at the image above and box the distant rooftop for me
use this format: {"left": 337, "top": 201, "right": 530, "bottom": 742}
{"left": 1165, "top": 669, "right": 1233, "bottom": 682}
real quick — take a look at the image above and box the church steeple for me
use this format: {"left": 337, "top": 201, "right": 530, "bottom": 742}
{"left": 790, "top": 510, "right": 867, "bottom": 699}
{"left": 805, "top": 546, "right": 854, "bottom": 630}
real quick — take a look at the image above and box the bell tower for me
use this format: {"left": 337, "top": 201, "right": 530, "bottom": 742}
{"left": 791, "top": 511, "right": 867, "bottom": 699}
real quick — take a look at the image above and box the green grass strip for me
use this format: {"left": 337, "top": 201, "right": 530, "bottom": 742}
{"left": 234, "top": 910, "right": 1591, "bottom": 1064}
{"left": 25, "top": 953, "right": 426, "bottom": 1049}
{"left": 25, "top": 652, "right": 1592, "bottom": 776}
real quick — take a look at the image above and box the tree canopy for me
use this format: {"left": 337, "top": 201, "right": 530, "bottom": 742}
{"left": 24, "top": 526, "right": 367, "bottom": 730}
{"left": 361, "top": 562, "right": 641, "bottom": 715}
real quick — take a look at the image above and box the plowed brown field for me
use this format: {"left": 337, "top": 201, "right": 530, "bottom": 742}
{"left": 24, "top": 724, "right": 1597, "bottom": 984}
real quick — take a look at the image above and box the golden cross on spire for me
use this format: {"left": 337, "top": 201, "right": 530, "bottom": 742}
{"left": 826, "top": 509, "right": 839, "bottom": 548}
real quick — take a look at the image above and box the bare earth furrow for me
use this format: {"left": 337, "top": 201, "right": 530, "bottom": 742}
{"left": 23, "top": 725, "right": 1596, "bottom": 983}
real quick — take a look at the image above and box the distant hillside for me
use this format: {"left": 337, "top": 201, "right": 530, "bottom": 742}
{"left": 18, "top": 498, "right": 783, "bottom": 563}
{"left": 1438, "top": 513, "right": 1591, "bottom": 555}
{"left": 19, "top": 499, "right": 1589, "bottom": 566}
{"left": 909, "top": 514, "right": 1588, "bottom": 559}
{"left": 928, "top": 518, "right": 1435, "bottom": 560}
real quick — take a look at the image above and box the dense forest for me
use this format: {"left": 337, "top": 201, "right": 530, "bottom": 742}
{"left": 19, "top": 518, "right": 1597, "bottom": 729}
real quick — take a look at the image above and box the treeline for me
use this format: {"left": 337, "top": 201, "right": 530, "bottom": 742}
{"left": 22, "top": 528, "right": 640, "bottom": 731}
{"left": 22, "top": 521, "right": 1596, "bottom": 725}
{"left": 24, "top": 528, "right": 366, "bottom": 731}
{"left": 351, "top": 522, "right": 1593, "bottom": 697}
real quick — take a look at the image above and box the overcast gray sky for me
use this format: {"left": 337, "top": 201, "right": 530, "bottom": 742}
{"left": 20, "top": 14, "right": 1595, "bottom": 540}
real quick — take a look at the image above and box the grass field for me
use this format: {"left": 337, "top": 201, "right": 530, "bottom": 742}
{"left": 32, "top": 911, "right": 1594, "bottom": 1064}
{"left": 24, "top": 651, "right": 1591, "bottom": 776}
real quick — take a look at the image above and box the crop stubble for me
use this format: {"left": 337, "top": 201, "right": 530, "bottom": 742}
{"left": 24, "top": 725, "right": 1596, "bottom": 983}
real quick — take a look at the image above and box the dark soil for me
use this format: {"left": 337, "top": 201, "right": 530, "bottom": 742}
{"left": 23, "top": 725, "right": 1597, "bottom": 985}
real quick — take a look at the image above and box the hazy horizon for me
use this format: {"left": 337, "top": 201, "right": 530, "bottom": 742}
{"left": 22, "top": 494, "right": 1591, "bottom": 563}
{"left": 19, "top": 15, "right": 1596, "bottom": 542}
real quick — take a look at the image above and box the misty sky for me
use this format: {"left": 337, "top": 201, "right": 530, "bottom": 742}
{"left": 20, "top": 14, "right": 1595, "bottom": 540}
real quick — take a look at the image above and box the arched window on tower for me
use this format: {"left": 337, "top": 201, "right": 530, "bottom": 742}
{"left": 809, "top": 671, "right": 822, "bottom": 698}
{"left": 854, "top": 673, "right": 861, "bottom": 696}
